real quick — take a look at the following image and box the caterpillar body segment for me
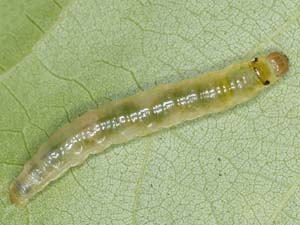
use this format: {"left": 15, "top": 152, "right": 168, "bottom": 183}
{"left": 10, "top": 52, "right": 289, "bottom": 207}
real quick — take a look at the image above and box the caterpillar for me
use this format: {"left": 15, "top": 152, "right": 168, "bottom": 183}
{"left": 9, "top": 52, "right": 289, "bottom": 207}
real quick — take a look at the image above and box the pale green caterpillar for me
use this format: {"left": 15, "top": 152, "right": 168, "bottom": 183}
{"left": 10, "top": 52, "right": 289, "bottom": 207}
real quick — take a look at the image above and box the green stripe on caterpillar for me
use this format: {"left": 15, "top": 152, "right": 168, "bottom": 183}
{"left": 9, "top": 52, "right": 289, "bottom": 207}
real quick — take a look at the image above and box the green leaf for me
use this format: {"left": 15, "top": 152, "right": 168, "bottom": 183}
{"left": 0, "top": 0, "right": 299, "bottom": 224}
{"left": 0, "top": 0, "right": 71, "bottom": 74}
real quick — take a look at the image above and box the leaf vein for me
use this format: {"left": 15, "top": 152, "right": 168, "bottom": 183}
{"left": 25, "top": 14, "right": 45, "bottom": 34}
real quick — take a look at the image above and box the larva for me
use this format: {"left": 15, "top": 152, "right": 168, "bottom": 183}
{"left": 10, "top": 52, "right": 289, "bottom": 207}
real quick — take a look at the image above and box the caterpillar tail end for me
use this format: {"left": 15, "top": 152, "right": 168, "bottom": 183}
{"left": 9, "top": 181, "right": 28, "bottom": 208}
{"left": 267, "top": 52, "right": 289, "bottom": 77}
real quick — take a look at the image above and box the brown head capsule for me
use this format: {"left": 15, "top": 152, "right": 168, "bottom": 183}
{"left": 267, "top": 52, "right": 289, "bottom": 77}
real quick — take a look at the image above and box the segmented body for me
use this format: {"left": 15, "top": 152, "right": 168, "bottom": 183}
{"left": 10, "top": 52, "right": 289, "bottom": 207}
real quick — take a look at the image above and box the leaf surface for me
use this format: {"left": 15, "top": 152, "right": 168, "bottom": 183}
{"left": 1, "top": 1, "right": 300, "bottom": 224}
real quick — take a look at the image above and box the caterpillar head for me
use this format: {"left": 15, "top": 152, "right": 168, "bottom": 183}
{"left": 251, "top": 51, "right": 289, "bottom": 86}
{"left": 267, "top": 52, "right": 289, "bottom": 78}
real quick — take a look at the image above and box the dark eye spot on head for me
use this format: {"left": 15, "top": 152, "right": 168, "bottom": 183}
{"left": 264, "top": 80, "right": 270, "bottom": 85}
{"left": 252, "top": 57, "right": 258, "bottom": 62}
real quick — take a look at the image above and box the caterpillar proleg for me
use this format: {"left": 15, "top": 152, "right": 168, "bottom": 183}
{"left": 10, "top": 52, "right": 289, "bottom": 207}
